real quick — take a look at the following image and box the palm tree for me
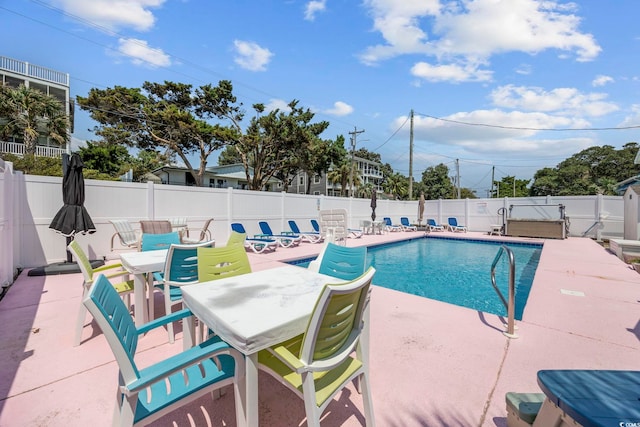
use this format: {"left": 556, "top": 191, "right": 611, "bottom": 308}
{"left": 384, "top": 173, "right": 408, "bottom": 199}
{"left": 0, "top": 84, "right": 69, "bottom": 155}
{"left": 327, "top": 162, "right": 351, "bottom": 196}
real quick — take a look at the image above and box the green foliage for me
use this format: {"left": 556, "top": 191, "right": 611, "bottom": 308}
{"left": 78, "top": 141, "right": 132, "bottom": 176}
{"left": 0, "top": 153, "right": 63, "bottom": 176}
{"left": 383, "top": 172, "right": 408, "bottom": 199}
{"left": 492, "top": 176, "right": 530, "bottom": 198}
{"left": 0, "top": 84, "right": 69, "bottom": 155}
{"left": 76, "top": 80, "right": 241, "bottom": 187}
{"left": 421, "top": 164, "right": 455, "bottom": 199}
{"left": 529, "top": 143, "right": 639, "bottom": 196}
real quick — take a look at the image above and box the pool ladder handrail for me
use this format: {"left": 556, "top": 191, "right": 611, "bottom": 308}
{"left": 491, "top": 245, "right": 518, "bottom": 339}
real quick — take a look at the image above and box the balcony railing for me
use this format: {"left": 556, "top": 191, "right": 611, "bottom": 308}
{"left": 0, "top": 56, "right": 69, "bottom": 87}
{"left": 0, "top": 141, "right": 66, "bottom": 158}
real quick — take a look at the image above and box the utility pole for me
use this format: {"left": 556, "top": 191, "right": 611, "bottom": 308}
{"left": 490, "top": 166, "right": 495, "bottom": 198}
{"left": 456, "top": 158, "right": 461, "bottom": 199}
{"left": 409, "top": 109, "right": 414, "bottom": 199}
{"left": 349, "top": 127, "right": 365, "bottom": 197}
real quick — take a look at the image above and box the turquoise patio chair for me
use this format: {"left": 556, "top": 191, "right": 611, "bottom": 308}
{"left": 230, "top": 223, "right": 278, "bottom": 253}
{"left": 152, "top": 241, "right": 214, "bottom": 343}
{"left": 83, "top": 274, "right": 244, "bottom": 427}
{"left": 308, "top": 242, "right": 368, "bottom": 281}
{"left": 257, "top": 267, "right": 376, "bottom": 427}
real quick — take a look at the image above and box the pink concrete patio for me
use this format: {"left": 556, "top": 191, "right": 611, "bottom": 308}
{"left": 0, "top": 231, "right": 638, "bottom": 426}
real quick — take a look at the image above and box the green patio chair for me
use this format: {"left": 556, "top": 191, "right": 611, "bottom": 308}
{"left": 257, "top": 267, "right": 376, "bottom": 427}
{"left": 67, "top": 239, "right": 134, "bottom": 346}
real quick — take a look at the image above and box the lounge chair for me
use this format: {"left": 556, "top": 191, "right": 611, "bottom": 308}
{"left": 258, "top": 221, "right": 302, "bottom": 248}
{"left": 447, "top": 217, "right": 467, "bottom": 232}
{"left": 400, "top": 217, "right": 418, "bottom": 231}
{"left": 230, "top": 223, "right": 278, "bottom": 253}
{"left": 427, "top": 218, "right": 445, "bottom": 231}
{"left": 383, "top": 217, "right": 402, "bottom": 232}
{"left": 288, "top": 220, "right": 323, "bottom": 243}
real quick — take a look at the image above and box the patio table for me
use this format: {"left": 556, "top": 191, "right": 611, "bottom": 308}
{"left": 181, "top": 265, "right": 369, "bottom": 427}
{"left": 119, "top": 249, "right": 167, "bottom": 326}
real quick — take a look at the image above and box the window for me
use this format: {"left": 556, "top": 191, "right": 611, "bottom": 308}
{"left": 298, "top": 175, "right": 305, "bottom": 185}
{"left": 313, "top": 174, "right": 321, "bottom": 184}
{"left": 313, "top": 191, "right": 320, "bottom": 195}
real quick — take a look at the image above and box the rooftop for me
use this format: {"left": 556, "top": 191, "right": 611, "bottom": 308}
{"left": 0, "top": 231, "right": 638, "bottom": 426}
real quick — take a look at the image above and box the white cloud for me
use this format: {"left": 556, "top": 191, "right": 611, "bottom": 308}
{"left": 592, "top": 75, "right": 614, "bottom": 87}
{"left": 411, "top": 61, "right": 492, "bottom": 83}
{"left": 264, "top": 99, "right": 292, "bottom": 113}
{"left": 55, "top": 0, "right": 164, "bottom": 31}
{"left": 360, "top": 0, "right": 601, "bottom": 83}
{"left": 304, "top": 0, "right": 327, "bottom": 21}
{"left": 323, "top": 101, "right": 353, "bottom": 116}
{"left": 117, "top": 38, "right": 171, "bottom": 67}
{"left": 396, "top": 109, "right": 593, "bottom": 158}
{"left": 490, "top": 84, "right": 619, "bottom": 117}
{"left": 233, "top": 40, "right": 273, "bottom": 71}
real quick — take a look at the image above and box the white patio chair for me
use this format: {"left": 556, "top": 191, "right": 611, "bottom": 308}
{"left": 109, "top": 219, "right": 140, "bottom": 251}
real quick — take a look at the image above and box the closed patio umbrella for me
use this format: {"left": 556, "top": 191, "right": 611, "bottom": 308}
{"left": 418, "top": 193, "right": 425, "bottom": 225}
{"left": 29, "top": 154, "right": 100, "bottom": 276}
{"left": 370, "top": 191, "right": 377, "bottom": 221}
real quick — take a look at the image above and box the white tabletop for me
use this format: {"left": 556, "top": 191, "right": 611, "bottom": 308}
{"left": 181, "top": 265, "right": 344, "bottom": 355}
{"left": 119, "top": 249, "right": 168, "bottom": 275}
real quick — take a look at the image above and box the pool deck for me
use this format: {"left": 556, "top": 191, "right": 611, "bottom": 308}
{"left": 0, "top": 231, "right": 638, "bottom": 426}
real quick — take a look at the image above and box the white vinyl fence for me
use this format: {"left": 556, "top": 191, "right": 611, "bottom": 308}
{"left": 0, "top": 159, "right": 625, "bottom": 286}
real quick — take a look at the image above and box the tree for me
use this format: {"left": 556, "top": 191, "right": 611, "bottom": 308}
{"left": 383, "top": 172, "right": 408, "bottom": 199}
{"left": 327, "top": 160, "right": 351, "bottom": 196}
{"left": 421, "top": 164, "right": 455, "bottom": 199}
{"left": 529, "top": 143, "right": 640, "bottom": 196}
{"left": 78, "top": 141, "right": 132, "bottom": 176}
{"left": 0, "top": 84, "right": 69, "bottom": 155}
{"left": 235, "top": 100, "right": 331, "bottom": 190}
{"left": 493, "top": 176, "right": 530, "bottom": 197}
{"left": 77, "top": 80, "right": 241, "bottom": 187}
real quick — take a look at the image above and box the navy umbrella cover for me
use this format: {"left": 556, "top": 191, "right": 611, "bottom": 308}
{"left": 49, "top": 153, "right": 96, "bottom": 238}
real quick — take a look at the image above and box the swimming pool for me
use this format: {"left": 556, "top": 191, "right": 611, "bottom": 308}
{"left": 290, "top": 236, "right": 542, "bottom": 320}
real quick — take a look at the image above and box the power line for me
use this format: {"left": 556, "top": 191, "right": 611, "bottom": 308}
{"left": 413, "top": 111, "right": 640, "bottom": 131}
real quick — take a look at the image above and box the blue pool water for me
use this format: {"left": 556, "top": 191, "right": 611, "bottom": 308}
{"left": 291, "top": 236, "right": 542, "bottom": 320}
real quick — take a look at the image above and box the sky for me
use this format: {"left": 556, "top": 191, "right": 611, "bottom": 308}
{"left": 2, "top": 0, "right": 640, "bottom": 196}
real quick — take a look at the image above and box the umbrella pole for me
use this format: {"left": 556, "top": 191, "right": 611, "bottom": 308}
{"left": 66, "top": 236, "right": 73, "bottom": 263}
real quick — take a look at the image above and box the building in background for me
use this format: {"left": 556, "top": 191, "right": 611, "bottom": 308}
{"left": 0, "top": 56, "right": 73, "bottom": 158}
{"left": 289, "top": 155, "right": 384, "bottom": 196}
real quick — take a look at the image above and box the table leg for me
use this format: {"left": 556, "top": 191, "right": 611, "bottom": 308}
{"left": 239, "top": 353, "right": 259, "bottom": 427}
{"left": 182, "top": 314, "right": 196, "bottom": 350}
{"left": 133, "top": 273, "right": 148, "bottom": 327}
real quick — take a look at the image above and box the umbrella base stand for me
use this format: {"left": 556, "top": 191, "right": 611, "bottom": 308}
{"left": 27, "top": 260, "right": 104, "bottom": 277}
